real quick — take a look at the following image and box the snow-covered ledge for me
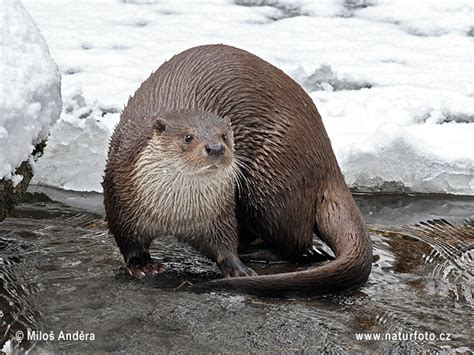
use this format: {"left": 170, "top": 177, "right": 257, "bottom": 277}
{"left": 0, "top": 0, "right": 61, "bottom": 220}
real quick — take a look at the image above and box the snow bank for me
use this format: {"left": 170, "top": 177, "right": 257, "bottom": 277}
{"left": 31, "top": 84, "right": 110, "bottom": 191}
{"left": 0, "top": 0, "right": 61, "bottom": 182}
{"left": 21, "top": 0, "right": 473, "bottom": 195}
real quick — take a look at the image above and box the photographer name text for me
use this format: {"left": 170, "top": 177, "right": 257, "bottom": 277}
{"left": 16, "top": 329, "right": 95, "bottom": 342}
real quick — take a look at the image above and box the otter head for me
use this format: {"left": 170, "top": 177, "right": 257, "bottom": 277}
{"left": 150, "top": 110, "right": 235, "bottom": 176}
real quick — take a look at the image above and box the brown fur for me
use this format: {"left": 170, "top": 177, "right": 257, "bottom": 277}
{"left": 103, "top": 44, "right": 372, "bottom": 296}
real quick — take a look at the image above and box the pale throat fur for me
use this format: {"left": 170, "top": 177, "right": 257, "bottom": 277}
{"left": 131, "top": 132, "right": 238, "bottom": 239}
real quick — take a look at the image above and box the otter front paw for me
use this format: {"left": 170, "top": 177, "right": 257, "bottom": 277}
{"left": 219, "top": 255, "right": 258, "bottom": 277}
{"left": 126, "top": 256, "right": 164, "bottom": 279}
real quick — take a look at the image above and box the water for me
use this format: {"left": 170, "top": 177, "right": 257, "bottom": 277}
{"left": 1, "top": 186, "right": 473, "bottom": 353}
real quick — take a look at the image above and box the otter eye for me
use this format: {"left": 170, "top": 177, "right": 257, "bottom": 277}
{"left": 184, "top": 134, "right": 194, "bottom": 143}
{"left": 222, "top": 133, "right": 227, "bottom": 142}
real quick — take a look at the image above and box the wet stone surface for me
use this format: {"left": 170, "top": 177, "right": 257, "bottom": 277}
{"left": 0, "top": 189, "right": 472, "bottom": 353}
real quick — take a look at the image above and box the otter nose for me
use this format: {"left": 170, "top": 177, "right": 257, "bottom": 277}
{"left": 205, "top": 143, "right": 224, "bottom": 156}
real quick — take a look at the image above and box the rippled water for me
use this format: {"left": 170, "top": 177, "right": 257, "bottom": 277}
{"left": 1, "top": 187, "right": 472, "bottom": 353}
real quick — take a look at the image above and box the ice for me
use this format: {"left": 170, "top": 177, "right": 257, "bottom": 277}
{"left": 0, "top": 0, "right": 61, "bottom": 181}
{"left": 340, "top": 123, "right": 474, "bottom": 195}
{"left": 19, "top": 0, "right": 473, "bottom": 195}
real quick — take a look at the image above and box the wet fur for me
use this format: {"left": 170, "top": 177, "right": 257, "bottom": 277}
{"left": 103, "top": 44, "right": 372, "bottom": 296}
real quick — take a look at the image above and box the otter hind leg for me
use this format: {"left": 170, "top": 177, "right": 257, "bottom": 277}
{"left": 239, "top": 242, "right": 334, "bottom": 264}
{"left": 297, "top": 244, "right": 335, "bottom": 264}
{"left": 239, "top": 248, "right": 285, "bottom": 263}
{"left": 258, "top": 204, "right": 333, "bottom": 264}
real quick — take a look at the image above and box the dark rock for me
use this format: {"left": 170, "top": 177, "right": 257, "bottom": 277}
{"left": 0, "top": 141, "right": 46, "bottom": 221}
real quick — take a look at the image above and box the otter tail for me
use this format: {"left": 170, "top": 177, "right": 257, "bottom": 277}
{"left": 193, "top": 182, "right": 372, "bottom": 297}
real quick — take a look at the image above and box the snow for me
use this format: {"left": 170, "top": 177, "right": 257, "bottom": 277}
{"left": 0, "top": 0, "right": 62, "bottom": 182}
{"left": 17, "top": 0, "right": 473, "bottom": 195}
{"left": 30, "top": 83, "right": 110, "bottom": 191}
{"left": 1, "top": 340, "right": 12, "bottom": 354}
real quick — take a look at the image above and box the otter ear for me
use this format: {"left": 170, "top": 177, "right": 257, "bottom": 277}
{"left": 153, "top": 118, "right": 166, "bottom": 133}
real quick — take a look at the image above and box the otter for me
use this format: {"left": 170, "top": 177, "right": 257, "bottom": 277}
{"left": 103, "top": 44, "right": 372, "bottom": 296}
